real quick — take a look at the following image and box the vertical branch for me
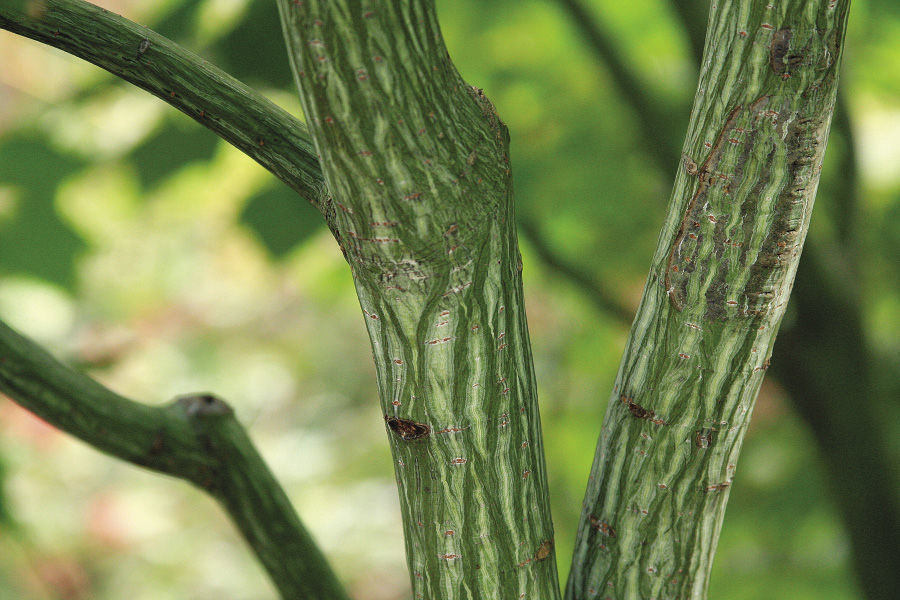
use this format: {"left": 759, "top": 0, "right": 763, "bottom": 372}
{"left": 566, "top": 1, "right": 852, "bottom": 598}
{"left": 276, "top": 2, "right": 560, "bottom": 598}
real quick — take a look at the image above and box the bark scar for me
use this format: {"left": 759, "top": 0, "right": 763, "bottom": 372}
{"left": 663, "top": 96, "right": 768, "bottom": 312}
{"left": 516, "top": 539, "right": 554, "bottom": 567}
{"left": 385, "top": 415, "right": 430, "bottom": 440}
{"left": 769, "top": 29, "right": 797, "bottom": 76}
{"left": 589, "top": 515, "right": 617, "bottom": 537}
{"left": 621, "top": 395, "right": 655, "bottom": 420}
{"left": 535, "top": 539, "right": 554, "bottom": 561}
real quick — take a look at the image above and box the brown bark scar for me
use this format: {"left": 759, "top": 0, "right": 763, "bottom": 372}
{"left": 516, "top": 539, "right": 554, "bottom": 567}
{"left": 621, "top": 395, "right": 655, "bottom": 420}
{"left": 695, "top": 428, "right": 715, "bottom": 448}
{"left": 385, "top": 416, "right": 430, "bottom": 440}
{"left": 535, "top": 539, "right": 554, "bottom": 561}
{"left": 769, "top": 28, "right": 794, "bottom": 75}
{"left": 589, "top": 516, "right": 617, "bottom": 537}
{"left": 704, "top": 482, "right": 731, "bottom": 493}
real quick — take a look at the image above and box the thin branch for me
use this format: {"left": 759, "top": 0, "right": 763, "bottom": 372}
{"left": 0, "top": 319, "right": 349, "bottom": 600}
{"left": 555, "top": 0, "right": 680, "bottom": 175}
{"left": 527, "top": 0, "right": 690, "bottom": 325}
{"left": 518, "top": 219, "right": 633, "bottom": 324}
{"left": 0, "top": 0, "right": 324, "bottom": 205}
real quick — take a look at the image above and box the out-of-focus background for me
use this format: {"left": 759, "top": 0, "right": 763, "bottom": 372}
{"left": 0, "top": 0, "right": 897, "bottom": 598}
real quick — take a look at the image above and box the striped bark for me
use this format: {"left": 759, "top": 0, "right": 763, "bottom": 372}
{"left": 2, "top": 0, "right": 854, "bottom": 597}
{"left": 276, "top": 2, "right": 560, "bottom": 598}
{"left": 566, "top": 1, "right": 851, "bottom": 598}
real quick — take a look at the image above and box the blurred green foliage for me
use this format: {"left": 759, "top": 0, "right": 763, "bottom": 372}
{"left": 0, "top": 134, "right": 87, "bottom": 288}
{"left": 0, "top": 0, "right": 897, "bottom": 598}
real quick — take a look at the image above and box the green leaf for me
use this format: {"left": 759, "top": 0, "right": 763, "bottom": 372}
{"left": 210, "top": 1, "right": 294, "bottom": 89}
{"left": 0, "top": 133, "right": 88, "bottom": 289}
{"left": 239, "top": 184, "right": 322, "bottom": 258}
{"left": 129, "top": 116, "right": 219, "bottom": 190}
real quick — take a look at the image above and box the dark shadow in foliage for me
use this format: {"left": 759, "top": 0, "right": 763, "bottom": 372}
{"left": 0, "top": 134, "right": 87, "bottom": 289}
{"left": 773, "top": 244, "right": 900, "bottom": 600}
{"left": 130, "top": 116, "right": 219, "bottom": 190}
{"left": 149, "top": 0, "right": 202, "bottom": 42}
{"left": 240, "top": 183, "right": 322, "bottom": 259}
{"left": 209, "top": 1, "right": 295, "bottom": 90}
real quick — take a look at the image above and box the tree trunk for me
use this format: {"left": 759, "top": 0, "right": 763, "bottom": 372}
{"left": 566, "top": 1, "right": 851, "bottom": 598}
{"left": 276, "top": 2, "right": 560, "bottom": 598}
{"left": 1, "top": 0, "right": 858, "bottom": 597}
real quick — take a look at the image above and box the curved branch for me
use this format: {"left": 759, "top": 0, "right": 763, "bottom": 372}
{"left": 556, "top": 4, "right": 896, "bottom": 596}
{"left": 0, "top": 319, "right": 349, "bottom": 600}
{"left": 0, "top": 0, "right": 324, "bottom": 205}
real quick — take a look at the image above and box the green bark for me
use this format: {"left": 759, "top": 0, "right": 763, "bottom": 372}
{"left": 0, "top": 321, "right": 348, "bottom": 599}
{"left": 2, "top": 0, "right": 862, "bottom": 597}
{"left": 566, "top": 1, "right": 851, "bottom": 598}
{"left": 276, "top": 1, "right": 560, "bottom": 598}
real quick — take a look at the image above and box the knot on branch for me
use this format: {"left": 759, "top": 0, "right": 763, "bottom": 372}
{"left": 468, "top": 85, "right": 509, "bottom": 144}
{"left": 175, "top": 393, "right": 234, "bottom": 418}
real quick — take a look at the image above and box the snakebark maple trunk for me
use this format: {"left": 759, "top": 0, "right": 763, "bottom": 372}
{"left": 1, "top": 0, "right": 854, "bottom": 597}
{"left": 276, "top": 2, "right": 560, "bottom": 598}
{"left": 566, "top": 1, "right": 851, "bottom": 598}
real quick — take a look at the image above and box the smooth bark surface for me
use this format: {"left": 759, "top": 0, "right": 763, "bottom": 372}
{"left": 566, "top": 1, "right": 851, "bottom": 598}
{"left": 0, "top": 320, "right": 348, "bottom": 599}
{"left": 276, "top": 2, "right": 560, "bottom": 598}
